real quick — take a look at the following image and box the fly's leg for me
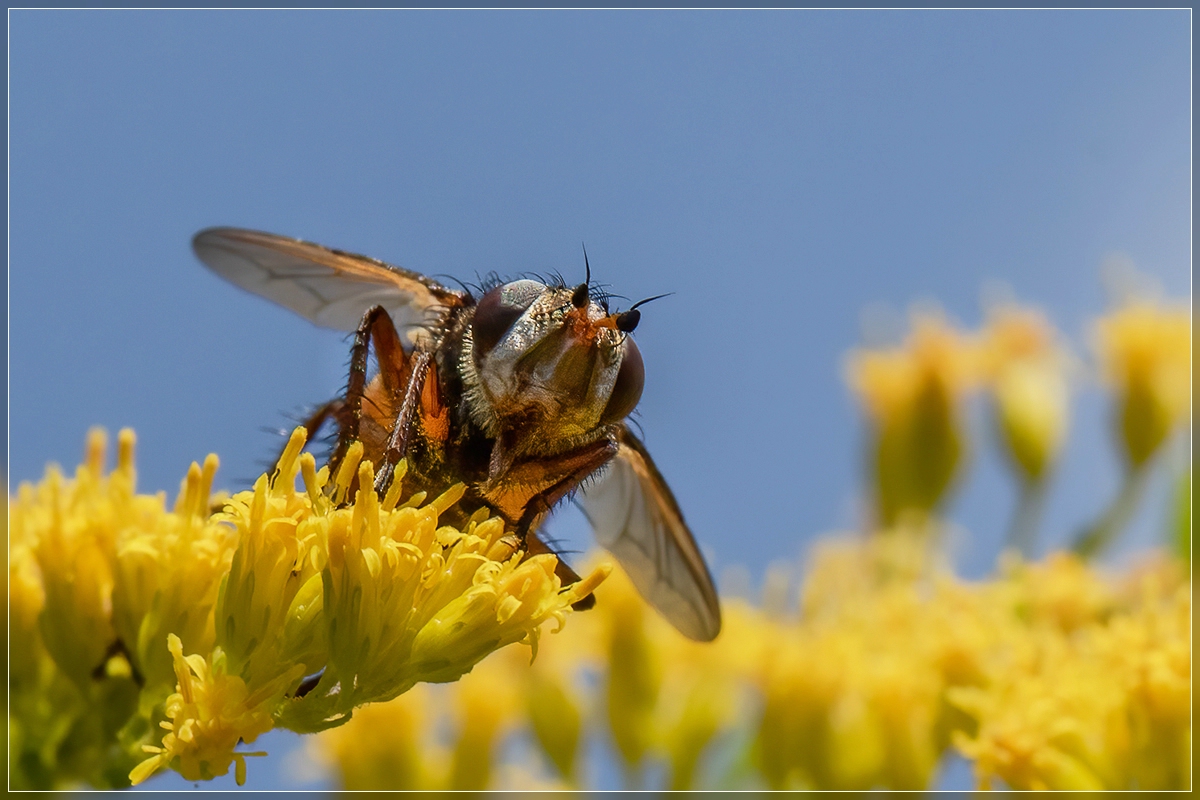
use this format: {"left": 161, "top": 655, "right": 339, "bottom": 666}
{"left": 509, "top": 437, "right": 620, "bottom": 610}
{"left": 329, "top": 306, "right": 409, "bottom": 478}
{"left": 508, "top": 438, "right": 619, "bottom": 538}
{"left": 373, "top": 350, "right": 433, "bottom": 495}
{"left": 300, "top": 400, "right": 344, "bottom": 441}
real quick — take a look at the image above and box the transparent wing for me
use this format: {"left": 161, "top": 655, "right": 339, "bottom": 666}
{"left": 580, "top": 425, "right": 721, "bottom": 641}
{"left": 192, "top": 227, "right": 470, "bottom": 346}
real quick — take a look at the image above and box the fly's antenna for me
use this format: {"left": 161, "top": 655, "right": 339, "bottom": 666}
{"left": 629, "top": 292, "right": 673, "bottom": 311}
{"left": 582, "top": 242, "right": 592, "bottom": 286}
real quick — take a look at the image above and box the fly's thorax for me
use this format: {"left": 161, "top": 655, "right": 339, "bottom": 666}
{"left": 458, "top": 279, "right": 645, "bottom": 451}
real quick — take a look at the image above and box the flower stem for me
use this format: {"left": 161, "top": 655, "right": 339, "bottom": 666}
{"left": 1006, "top": 477, "right": 1048, "bottom": 558}
{"left": 1072, "top": 463, "right": 1150, "bottom": 559}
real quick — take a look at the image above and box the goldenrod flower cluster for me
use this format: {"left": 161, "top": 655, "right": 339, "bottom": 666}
{"left": 953, "top": 554, "right": 1190, "bottom": 790}
{"left": 844, "top": 302, "right": 1081, "bottom": 534}
{"left": 311, "top": 562, "right": 768, "bottom": 791}
{"left": 846, "top": 293, "right": 1188, "bottom": 558}
{"left": 313, "top": 539, "right": 1188, "bottom": 791}
{"left": 8, "top": 427, "right": 603, "bottom": 789}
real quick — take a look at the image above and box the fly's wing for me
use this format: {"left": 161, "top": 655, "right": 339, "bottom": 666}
{"left": 193, "top": 227, "right": 470, "bottom": 347}
{"left": 580, "top": 425, "right": 721, "bottom": 641}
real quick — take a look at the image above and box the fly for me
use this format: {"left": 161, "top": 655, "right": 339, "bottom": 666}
{"left": 193, "top": 227, "right": 721, "bottom": 641}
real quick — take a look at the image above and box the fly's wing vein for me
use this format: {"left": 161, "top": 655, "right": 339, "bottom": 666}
{"left": 580, "top": 425, "right": 721, "bottom": 641}
{"left": 193, "top": 227, "right": 469, "bottom": 346}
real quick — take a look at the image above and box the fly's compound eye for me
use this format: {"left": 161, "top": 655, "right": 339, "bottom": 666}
{"left": 600, "top": 336, "right": 645, "bottom": 424}
{"left": 472, "top": 279, "right": 546, "bottom": 358}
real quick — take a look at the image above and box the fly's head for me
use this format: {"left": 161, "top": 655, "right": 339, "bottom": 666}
{"left": 461, "top": 278, "right": 645, "bottom": 448}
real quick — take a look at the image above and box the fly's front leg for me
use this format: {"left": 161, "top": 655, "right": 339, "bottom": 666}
{"left": 505, "top": 436, "right": 619, "bottom": 610}
{"left": 373, "top": 350, "right": 433, "bottom": 495}
{"left": 493, "top": 436, "right": 620, "bottom": 538}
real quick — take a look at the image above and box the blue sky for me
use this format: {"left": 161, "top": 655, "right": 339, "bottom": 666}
{"left": 8, "top": 9, "right": 1190, "bottom": 791}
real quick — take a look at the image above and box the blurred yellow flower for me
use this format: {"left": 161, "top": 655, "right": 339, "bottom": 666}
{"left": 846, "top": 313, "right": 981, "bottom": 526}
{"left": 602, "top": 564, "right": 664, "bottom": 782}
{"left": 1093, "top": 300, "right": 1190, "bottom": 467}
{"left": 981, "top": 304, "right": 1071, "bottom": 483}
{"left": 758, "top": 532, "right": 969, "bottom": 791}
{"left": 523, "top": 638, "right": 588, "bottom": 785}
{"left": 599, "top": 565, "right": 750, "bottom": 790}
{"left": 313, "top": 539, "right": 1190, "bottom": 793}
{"left": 1073, "top": 298, "right": 1189, "bottom": 557}
{"left": 446, "top": 649, "right": 524, "bottom": 790}
{"left": 998, "top": 551, "right": 1115, "bottom": 633}
{"left": 952, "top": 558, "right": 1189, "bottom": 790}
{"left": 311, "top": 614, "right": 586, "bottom": 792}
{"left": 10, "top": 429, "right": 237, "bottom": 788}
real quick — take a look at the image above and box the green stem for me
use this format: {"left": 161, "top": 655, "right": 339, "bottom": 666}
{"left": 1006, "top": 477, "right": 1048, "bottom": 559}
{"left": 1072, "top": 464, "right": 1151, "bottom": 559}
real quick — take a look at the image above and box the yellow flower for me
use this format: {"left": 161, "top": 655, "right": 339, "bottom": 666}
{"left": 750, "top": 535, "right": 1187, "bottom": 792}
{"left": 446, "top": 653, "right": 523, "bottom": 790}
{"left": 8, "top": 425, "right": 603, "bottom": 788}
{"left": 999, "top": 551, "right": 1115, "bottom": 633}
{"left": 9, "top": 483, "right": 46, "bottom": 696}
{"left": 111, "top": 444, "right": 239, "bottom": 696}
{"left": 950, "top": 641, "right": 1117, "bottom": 790}
{"left": 307, "top": 538, "right": 1190, "bottom": 793}
{"left": 846, "top": 314, "right": 981, "bottom": 526}
{"left": 10, "top": 429, "right": 237, "bottom": 788}
{"left": 23, "top": 431, "right": 122, "bottom": 689}
{"left": 757, "top": 533, "right": 960, "bottom": 790}
{"left": 951, "top": 553, "right": 1189, "bottom": 790}
{"left": 312, "top": 608, "right": 594, "bottom": 792}
{"left": 1104, "top": 564, "right": 1190, "bottom": 789}
{"left": 134, "top": 428, "right": 606, "bottom": 783}
{"left": 1093, "top": 301, "right": 1190, "bottom": 467}
{"left": 128, "top": 634, "right": 273, "bottom": 786}
{"left": 311, "top": 557, "right": 754, "bottom": 792}
{"left": 592, "top": 563, "right": 762, "bottom": 790}
{"left": 1072, "top": 298, "right": 1189, "bottom": 558}
{"left": 981, "top": 305, "right": 1071, "bottom": 482}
